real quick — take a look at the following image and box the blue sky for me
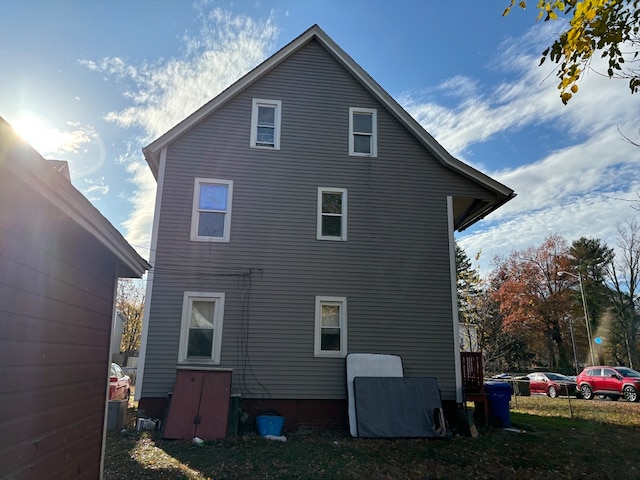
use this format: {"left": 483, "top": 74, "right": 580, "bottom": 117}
{"left": 1, "top": 0, "right": 638, "bottom": 273}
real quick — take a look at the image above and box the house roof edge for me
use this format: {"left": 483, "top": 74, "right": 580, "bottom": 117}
{"left": 1, "top": 117, "right": 151, "bottom": 278}
{"left": 143, "top": 25, "right": 323, "bottom": 178}
{"left": 142, "top": 24, "right": 515, "bottom": 208}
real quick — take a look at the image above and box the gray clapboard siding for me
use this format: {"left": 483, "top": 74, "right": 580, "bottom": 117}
{"left": 142, "top": 38, "right": 496, "bottom": 401}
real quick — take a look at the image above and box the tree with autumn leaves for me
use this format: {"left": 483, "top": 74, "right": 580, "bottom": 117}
{"left": 457, "top": 222, "right": 639, "bottom": 373}
{"left": 491, "top": 235, "right": 576, "bottom": 372}
{"left": 456, "top": 244, "right": 535, "bottom": 373}
{"left": 115, "top": 278, "right": 145, "bottom": 367}
{"left": 504, "top": 0, "right": 640, "bottom": 104}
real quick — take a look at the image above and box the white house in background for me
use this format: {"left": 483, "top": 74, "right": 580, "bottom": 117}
{"left": 111, "top": 310, "right": 126, "bottom": 363}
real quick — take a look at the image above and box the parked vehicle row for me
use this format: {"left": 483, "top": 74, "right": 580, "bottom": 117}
{"left": 496, "top": 366, "right": 640, "bottom": 402}
{"left": 575, "top": 366, "right": 640, "bottom": 402}
{"left": 526, "top": 372, "right": 579, "bottom": 398}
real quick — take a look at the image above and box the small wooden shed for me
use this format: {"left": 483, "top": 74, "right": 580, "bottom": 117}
{"left": 0, "top": 117, "right": 150, "bottom": 479}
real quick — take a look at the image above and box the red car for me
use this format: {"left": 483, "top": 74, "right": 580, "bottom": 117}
{"left": 576, "top": 366, "right": 640, "bottom": 402}
{"left": 526, "top": 372, "right": 579, "bottom": 398}
{"left": 109, "top": 363, "right": 131, "bottom": 401}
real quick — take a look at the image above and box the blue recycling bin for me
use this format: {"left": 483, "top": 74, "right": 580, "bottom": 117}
{"left": 485, "top": 381, "right": 512, "bottom": 428}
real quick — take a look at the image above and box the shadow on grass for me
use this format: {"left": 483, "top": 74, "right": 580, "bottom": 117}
{"left": 104, "top": 405, "right": 204, "bottom": 480}
{"left": 105, "top": 403, "right": 640, "bottom": 480}
{"left": 103, "top": 432, "right": 197, "bottom": 480}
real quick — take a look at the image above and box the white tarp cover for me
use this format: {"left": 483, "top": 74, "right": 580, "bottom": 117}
{"left": 353, "top": 377, "right": 445, "bottom": 438}
{"left": 346, "top": 353, "right": 404, "bottom": 437}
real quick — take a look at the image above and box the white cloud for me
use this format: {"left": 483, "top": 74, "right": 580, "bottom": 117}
{"left": 490, "top": 126, "right": 639, "bottom": 221}
{"left": 82, "top": 176, "right": 109, "bottom": 198}
{"left": 458, "top": 188, "right": 639, "bottom": 276}
{"left": 121, "top": 155, "right": 157, "bottom": 258}
{"left": 84, "top": 8, "right": 279, "bottom": 141}
{"left": 398, "top": 24, "right": 640, "bottom": 274}
{"left": 83, "top": 8, "right": 280, "bottom": 251}
{"left": 435, "top": 75, "right": 480, "bottom": 99}
{"left": 401, "top": 25, "right": 638, "bottom": 158}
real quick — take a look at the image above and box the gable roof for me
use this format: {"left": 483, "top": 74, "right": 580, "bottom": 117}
{"left": 0, "top": 117, "right": 150, "bottom": 278}
{"left": 143, "top": 24, "right": 515, "bottom": 230}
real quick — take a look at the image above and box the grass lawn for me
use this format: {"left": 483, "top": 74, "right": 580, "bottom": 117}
{"left": 104, "top": 396, "right": 640, "bottom": 479}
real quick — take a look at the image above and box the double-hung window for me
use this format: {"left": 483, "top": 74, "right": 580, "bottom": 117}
{"left": 317, "top": 187, "right": 347, "bottom": 241}
{"left": 179, "top": 292, "right": 225, "bottom": 364}
{"left": 314, "top": 296, "right": 347, "bottom": 357}
{"left": 190, "top": 178, "right": 233, "bottom": 242}
{"left": 250, "top": 99, "right": 281, "bottom": 149}
{"left": 349, "top": 107, "right": 377, "bottom": 156}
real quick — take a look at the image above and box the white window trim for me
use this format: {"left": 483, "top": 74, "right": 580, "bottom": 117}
{"left": 314, "top": 296, "right": 347, "bottom": 357}
{"left": 317, "top": 187, "right": 347, "bottom": 241}
{"left": 178, "top": 291, "right": 225, "bottom": 365}
{"left": 250, "top": 98, "right": 282, "bottom": 150}
{"left": 190, "top": 178, "right": 233, "bottom": 242}
{"left": 349, "top": 107, "right": 377, "bottom": 157}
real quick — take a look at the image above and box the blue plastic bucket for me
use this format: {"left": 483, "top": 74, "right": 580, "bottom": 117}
{"left": 256, "top": 415, "right": 284, "bottom": 436}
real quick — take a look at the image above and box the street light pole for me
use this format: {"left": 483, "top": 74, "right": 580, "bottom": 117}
{"left": 558, "top": 271, "right": 596, "bottom": 366}
{"left": 576, "top": 272, "right": 597, "bottom": 366}
{"left": 568, "top": 315, "right": 579, "bottom": 375}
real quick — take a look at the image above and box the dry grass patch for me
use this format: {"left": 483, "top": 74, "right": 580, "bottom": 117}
{"left": 105, "top": 397, "right": 640, "bottom": 480}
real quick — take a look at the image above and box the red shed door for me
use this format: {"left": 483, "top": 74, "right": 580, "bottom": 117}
{"left": 196, "top": 371, "right": 232, "bottom": 439}
{"left": 163, "top": 370, "right": 203, "bottom": 439}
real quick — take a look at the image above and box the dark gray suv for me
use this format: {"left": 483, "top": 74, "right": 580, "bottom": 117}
{"left": 575, "top": 366, "right": 640, "bottom": 402}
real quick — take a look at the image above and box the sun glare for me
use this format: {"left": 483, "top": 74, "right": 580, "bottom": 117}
{"left": 11, "top": 111, "right": 70, "bottom": 155}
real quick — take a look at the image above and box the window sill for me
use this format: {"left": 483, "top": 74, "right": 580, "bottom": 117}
{"left": 190, "top": 236, "right": 230, "bottom": 242}
{"left": 250, "top": 144, "right": 280, "bottom": 150}
{"left": 176, "top": 365, "right": 232, "bottom": 371}
{"left": 314, "top": 352, "right": 347, "bottom": 358}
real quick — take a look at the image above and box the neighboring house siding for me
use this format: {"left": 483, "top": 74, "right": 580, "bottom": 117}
{"left": 0, "top": 175, "right": 118, "bottom": 479}
{"left": 142, "top": 39, "right": 498, "bottom": 402}
{"left": 111, "top": 311, "right": 125, "bottom": 357}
